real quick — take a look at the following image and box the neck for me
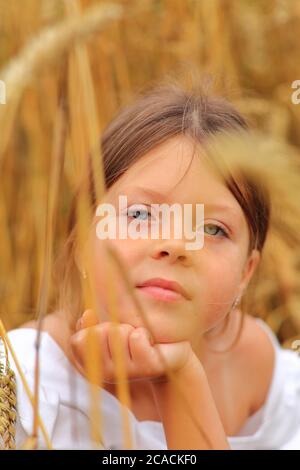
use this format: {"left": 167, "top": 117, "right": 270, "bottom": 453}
{"left": 195, "top": 308, "right": 243, "bottom": 362}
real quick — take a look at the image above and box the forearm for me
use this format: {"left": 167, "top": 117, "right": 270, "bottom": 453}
{"left": 151, "top": 356, "right": 230, "bottom": 450}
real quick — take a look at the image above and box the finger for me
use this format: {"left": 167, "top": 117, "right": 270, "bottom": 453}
{"left": 80, "top": 309, "right": 100, "bottom": 328}
{"left": 107, "top": 323, "right": 135, "bottom": 365}
{"left": 70, "top": 323, "right": 110, "bottom": 369}
{"left": 75, "top": 317, "right": 82, "bottom": 331}
{"left": 129, "top": 328, "right": 164, "bottom": 377}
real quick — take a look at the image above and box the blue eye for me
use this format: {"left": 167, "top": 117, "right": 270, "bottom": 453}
{"left": 204, "top": 223, "right": 228, "bottom": 238}
{"left": 127, "top": 206, "right": 151, "bottom": 221}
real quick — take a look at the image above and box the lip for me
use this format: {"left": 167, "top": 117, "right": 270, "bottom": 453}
{"left": 136, "top": 277, "right": 190, "bottom": 302}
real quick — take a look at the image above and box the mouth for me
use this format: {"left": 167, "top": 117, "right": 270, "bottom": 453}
{"left": 135, "top": 277, "right": 190, "bottom": 303}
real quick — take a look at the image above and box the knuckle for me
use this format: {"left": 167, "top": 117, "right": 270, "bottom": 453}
{"left": 100, "top": 321, "right": 113, "bottom": 331}
{"left": 129, "top": 326, "right": 150, "bottom": 341}
{"left": 120, "top": 323, "right": 135, "bottom": 335}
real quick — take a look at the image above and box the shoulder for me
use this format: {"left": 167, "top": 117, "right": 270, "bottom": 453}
{"left": 237, "top": 314, "right": 276, "bottom": 365}
{"left": 233, "top": 314, "right": 276, "bottom": 415}
{"left": 229, "top": 315, "right": 300, "bottom": 448}
{"left": 5, "top": 328, "right": 61, "bottom": 449}
{"left": 6, "top": 326, "right": 64, "bottom": 392}
{"left": 6, "top": 327, "right": 38, "bottom": 371}
{"left": 239, "top": 314, "right": 300, "bottom": 394}
{"left": 233, "top": 314, "right": 275, "bottom": 376}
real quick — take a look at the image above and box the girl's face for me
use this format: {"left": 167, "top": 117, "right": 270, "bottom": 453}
{"left": 87, "top": 135, "right": 259, "bottom": 352}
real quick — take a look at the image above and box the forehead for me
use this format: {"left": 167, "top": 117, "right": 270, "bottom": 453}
{"left": 110, "top": 136, "right": 245, "bottom": 216}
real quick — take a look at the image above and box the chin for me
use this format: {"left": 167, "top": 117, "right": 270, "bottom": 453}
{"left": 144, "top": 316, "right": 189, "bottom": 344}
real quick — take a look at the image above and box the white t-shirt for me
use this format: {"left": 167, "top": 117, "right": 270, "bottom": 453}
{"left": 5, "top": 318, "right": 300, "bottom": 450}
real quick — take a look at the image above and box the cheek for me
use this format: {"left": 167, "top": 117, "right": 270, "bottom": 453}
{"left": 198, "top": 250, "right": 244, "bottom": 331}
{"left": 91, "top": 236, "right": 147, "bottom": 324}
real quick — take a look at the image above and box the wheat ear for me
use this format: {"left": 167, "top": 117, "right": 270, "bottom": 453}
{"left": 0, "top": 337, "right": 17, "bottom": 450}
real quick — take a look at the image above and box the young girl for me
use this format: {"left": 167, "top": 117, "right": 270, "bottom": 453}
{"left": 6, "top": 83, "right": 300, "bottom": 450}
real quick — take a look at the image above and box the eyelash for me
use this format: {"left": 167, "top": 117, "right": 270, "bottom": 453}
{"left": 203, "top": 223, "right": 229, "bottom": 239}
{"left": 126, "top": 206, "right": 153, "bottom": 221}
{"left": 126, "top": 205, "right": 230, "bottom": 239}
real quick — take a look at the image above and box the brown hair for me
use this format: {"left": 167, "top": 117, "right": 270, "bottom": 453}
{"left": 55, "top": 82, "right": 270, "bottom": 330}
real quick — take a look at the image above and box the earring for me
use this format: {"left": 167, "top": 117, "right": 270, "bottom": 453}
{"left": 232, "top": 295, "right": 241, "bottom": 311}
{"left": 82, "top": 269, "right": 87, "bottom": 279}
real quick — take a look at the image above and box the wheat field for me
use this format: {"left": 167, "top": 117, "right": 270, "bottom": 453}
{"left": 0, "top": 0, "right": 300, "bottom": 450}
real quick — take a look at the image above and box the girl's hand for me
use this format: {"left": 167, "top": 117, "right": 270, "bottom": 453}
{"left": 70, "top": 310, "right": 195, "bottom": 384}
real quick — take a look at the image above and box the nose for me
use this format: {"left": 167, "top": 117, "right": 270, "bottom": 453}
{"left": 150, "top": 238, "right": 192, "bottom": 266}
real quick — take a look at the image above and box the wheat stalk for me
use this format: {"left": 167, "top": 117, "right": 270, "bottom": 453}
{"left": 0, "top": 319, "right": 52, "bottom": 449}
{"left": 0, "top": 2, "right": 123, "bottom": 164}
{"left": 0, "top": 335, "right": 16, "bottom": 449}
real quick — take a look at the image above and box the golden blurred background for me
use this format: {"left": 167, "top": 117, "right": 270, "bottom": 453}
{"left": 0, "top": 0, "right": 300, "bottom": 346}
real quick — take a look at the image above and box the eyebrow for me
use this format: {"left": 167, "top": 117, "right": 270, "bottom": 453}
{"left": 204, "top": 203, "right": 243, "bottom": 235}
{"left": 117, "top": 186, "right": 170, "bottom": 202}
{"left": 204, "top": 203, "right": 241, "bottom": 216}
{"left": 120, "top": 187, "right": 240, "bottom": 214}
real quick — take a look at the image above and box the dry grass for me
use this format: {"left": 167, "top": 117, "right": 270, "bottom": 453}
{"left": 1, "top": 0, "right": 300, "bottom": 335}
{"left": 1, "top": 0, "right": 300, "bottom": 450}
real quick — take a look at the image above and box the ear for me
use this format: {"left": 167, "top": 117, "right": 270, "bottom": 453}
{"left": 239, "top": 249, "right": 260, "bottom": 294}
